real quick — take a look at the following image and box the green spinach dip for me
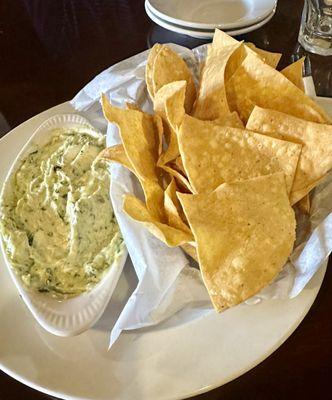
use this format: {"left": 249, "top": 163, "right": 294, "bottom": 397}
{"left": 0, "top": 128, "right": 124, "bottom": 298}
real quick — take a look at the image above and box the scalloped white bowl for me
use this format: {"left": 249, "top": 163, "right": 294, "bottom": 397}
{"left": 0, "top": 114, "right": 128, "bottom": 337}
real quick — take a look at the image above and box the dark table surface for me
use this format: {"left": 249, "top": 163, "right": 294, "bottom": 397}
{"left": 0, "top": 0, "right": 331, "bottom": 399}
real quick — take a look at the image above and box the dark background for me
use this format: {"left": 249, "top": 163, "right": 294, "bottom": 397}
{"left": 0, "top": 0, "right": 331, "bottom": 399}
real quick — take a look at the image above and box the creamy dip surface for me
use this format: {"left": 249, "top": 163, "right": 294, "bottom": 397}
{"left": 0, "top": 128, "right": 124, "bottom": 298}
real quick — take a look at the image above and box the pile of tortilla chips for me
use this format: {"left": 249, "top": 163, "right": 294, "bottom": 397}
{"left": 99, "top": 29, "right": 332, "bottom": 312}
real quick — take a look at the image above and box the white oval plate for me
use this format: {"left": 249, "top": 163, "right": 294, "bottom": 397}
{"left": 145, "top": 1, "right": 276, "bottom": 39}
{"left": 0, "top": 100, "right": 330, "bottom": 399}
{"left": 0, "top": 112, "right": 128, "bottom": 337}
{"left": 147, "top": 0, "right": 277, "bottom": 30}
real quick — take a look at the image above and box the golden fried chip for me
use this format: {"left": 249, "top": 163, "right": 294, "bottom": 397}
{"left": 99, "top": 144, "right": 134, "bottom": 173}
{"left": 102, "top": 95, "right": 165, "bottom": 220}
{"left": 154, "top": 80, "right": 186, "bottom": 165}
{"left": 125, "top": 103, "right": 163, "bottom": 157}
{"left": 123, "top": 195, "right": 193, "bottom": 246}
{"left": 154, "top": 80, "right": 186, "bottom": 130}
{"left": 146, "top": 43, "right": 162, "bottom": 99}
{"left": 102, "top": 95, "right": 159, "bottom": 179}
{"left": 246, "top": 106, "right": 332, "bottom": 204}
{"left": 245, "top": 42, "right": 282, "bottom": 68}
{"left": 152, "top": 45, "right": 196, "bottom": 112}
{"left": 179, "top": 115, "right": 301, "bottom": 194}
{"left": 213, "top": 30, "right": 280, "bottom": 74}
{"left": 178, "top": 173, "right": 296, "bottom": 312}
{"left": 226, "top": 52, "right": 330, "bottom": 123}
{"left": 164, "top": 178, "right": 191, "bottom": 233}
{"left": 193, "top": 31, "right": 280, "bottom": 121}
{"left": 192, "top": 42, "right": 241, "bottom": 120}
{"left": 212, "top": 28, "right": 239, "bottom": 48}
{"left": 281, "top": 57, "right": 305, "bottom": 91}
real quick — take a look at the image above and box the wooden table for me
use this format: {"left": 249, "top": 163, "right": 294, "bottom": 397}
{"left": 0, "top": 0, "right": 331, "bottom": 399}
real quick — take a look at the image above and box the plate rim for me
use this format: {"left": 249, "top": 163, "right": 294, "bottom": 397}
{"left": 0, "top": 99, "right": 330, "bottom": 400}
{"left": 147, "top": 0, "right": 277, "bottom": 30}
{"left": 145, "top": 1, "right": 276, "bottom": 39}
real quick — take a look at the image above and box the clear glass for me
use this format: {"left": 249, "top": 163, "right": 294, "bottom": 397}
{"left": 298, "top": 0, "right": 332, "bottom": 56}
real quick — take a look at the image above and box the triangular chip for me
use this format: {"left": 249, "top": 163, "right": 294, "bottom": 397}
{"left": 178, "top": 173, "right": 296, "bottom": 312}
{"left": 213, "top": 30, "right": 280, "bottom": 72}
{"left": 245, "top": 42, "right": 282, "bottom": 69}
{"left": 123, "top": 195, "right": 193, "bottom": 246}
{"left": 125, "top": 102, "right": 164, "bottom": 157}
{"left": 212, "top": 28, "right": 239, "bottom": 48}
{"left": 146, "top": 44, "right": 162, "bottom": 99}
{"left": 178, "top": 115, "right": 301, "bottom": 194}
{"left": 99, "top": 144, "right": 134, "bottom": 173}
{"left": 154, "top": 81, "right": 186, "bottom": 165}
{"left": 192, "top": 42, "right": 241, "bottom": 120}
{"left": 246, "top": 106, "right": 332, "bottom": 204}
{"left": 193, "top": 30, "right": 282, "bottom": 121}
{"left": 281, "top": 57, "right": 305, "bottom": 91}
{"left": 102, "top": 95, "right": 165, "bottom": 220}
{"left": 152, "top": 45, "right": 196, "bottom": 112}
{"left": 154, "top": 80, "right": 186, "bottom": 131}
{"left": 226, "top": 52, "right": 330, "bottom": 123}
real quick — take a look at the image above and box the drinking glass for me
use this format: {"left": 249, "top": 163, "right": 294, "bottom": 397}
{"left": 298, "top": 0, "right": 332, "bottom": 56}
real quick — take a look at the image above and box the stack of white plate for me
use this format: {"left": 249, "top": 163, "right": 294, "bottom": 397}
{"left": 145, "top": 0, "right": 277, "bottom": 39}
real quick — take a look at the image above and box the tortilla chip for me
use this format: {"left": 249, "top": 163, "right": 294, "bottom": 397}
{"left": 179, "top": 115, "right": 301, "bottom": 194}
{"left": 98, "top": 144, "right": 134, "bottom": 173}
{"left": 212, "top": 28, "right": 239, "bottom": 48}
{"left": 246, "top": 106, "right": 332, "bottom": 204}
{"left": 123, "top": 195, "right": 193, "bottom": 246}
{"left": 281, "top": 57, "right": 305, "bottom": 91}
{"left": 181, "top": 243, "right": 198, "bottom": 262}
{"left": 192, "top": 42, "right": 242, "bottom": 120}
{"left": 212, "top": 30, "right": 280, "bottom": 74}
{"left": 245, "top": 42, "right": 282, "bottom": 69}
{"left": 226, "top": 52, "right": 330, "bottom": 123}
{"left": 154, "top": 81, "right": 186, "bottom": 130}
{"left": 154, "top": 81, "right": 186, "bottom": 165}
{"left": 102, "top": 94, "right": 165, "bottom": 220}
{"left": 146, "top": 44, "right": 162, "bottom": 99}
{"left": 164, "top": 178, "right": 191, "bottom": 232}
{"left": 102, "top": 95, "right": 159, "bottom": 179}
{"left": 178, "top": 173, "right": 296, "bottom": 312}
{"left": 152, "top": 45, "right": 196, "bottom": 112}
{"left": 193, "top": 31, "right": 280, "bottom": 121}
{"left": 125, "top": 102, "right": 163, "bottom": 157}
